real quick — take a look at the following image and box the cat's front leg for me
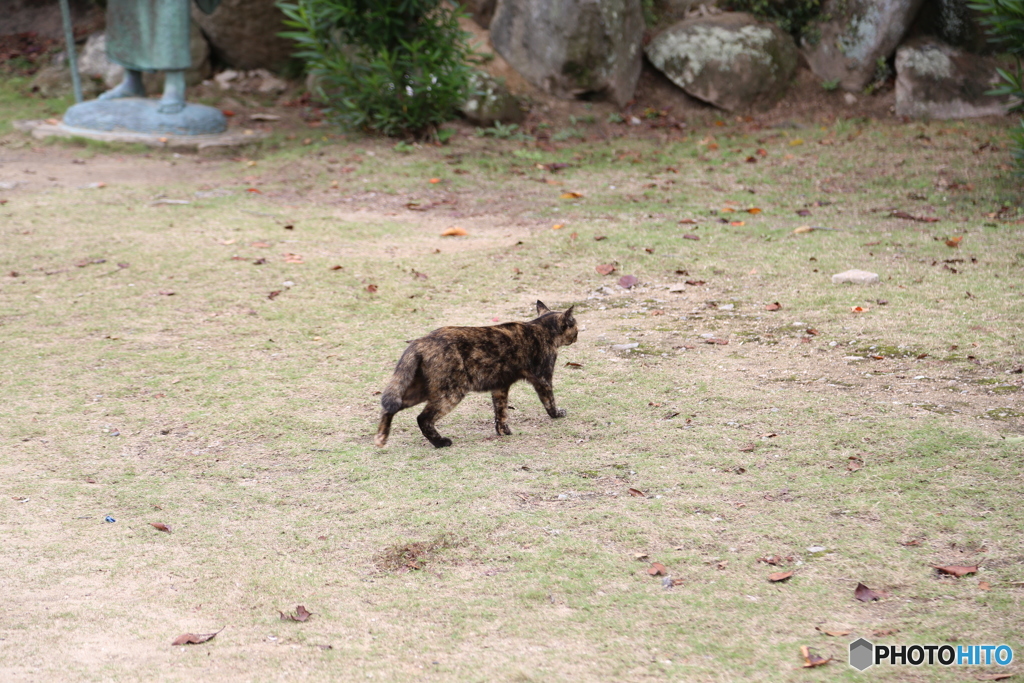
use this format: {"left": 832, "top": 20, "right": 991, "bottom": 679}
{"left": 491, "top": 388, "right": 513, "bottom": 435}
{"left": 529, "top": 377, "right": 566, "bottom": 419}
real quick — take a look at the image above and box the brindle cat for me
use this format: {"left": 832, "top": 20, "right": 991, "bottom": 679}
{"left": 375, "top": 301, "right": 578, "bottom": 448}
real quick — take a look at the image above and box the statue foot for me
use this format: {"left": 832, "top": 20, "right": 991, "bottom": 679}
{"left": 99, "top": 78, "right": 147, "bottom": 101}
{"left": 158, "top": 70, "right": 188, "bottom": 115}
{"left": 157, "top": 97, "right": 186, "bottom": 115}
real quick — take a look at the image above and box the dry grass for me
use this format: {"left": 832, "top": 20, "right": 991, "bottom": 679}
{"left": 1, "top": 85, "right": 1023, "bottom": 681}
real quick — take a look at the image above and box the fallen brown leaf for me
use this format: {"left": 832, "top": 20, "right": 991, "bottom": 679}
{"left": 873, "top": 628, "right": 899, "bottom": 637}
{"left": 595, "top": 264, "right": 616, "bottom": 275}
{"left": 440, "top": 227, "right": 467, "bottom": 237}
{"left": 933, "top": 564, "right": 978, "bottom": 577}
{"left": 678, "top": 218, "right": 698, "bottom": 224}
{"left": 765, "top": 302, "right": 782, "bottom": 311}
{"left": 801, "top": 646, "right": 832, "bottom": 668}
{"left": 560, "top": 191, "right": 584, "bottom": 199}
{"left": 564, "top": 362, "right": 583, "bottom": 368}
{"left": 172, "top": 628, "right": 223, "bottom": 646}
{"left": 979, "top": 581, "right": 991, "bottom": 591}
{"left": 975, "top": 673, "right": 1013, "bottom": 680}
{"left": 890, "top": 209, "right": 939, "bottom": 222}
{"left": 815, "top": 627, "right": 852, "bottom": 637}
{"left": 847, "top": 456, "right": 864, "bottom": 472}
{"left": 267, "top": 290, "right": 281, "bottom": 300}
{"left": 703, "top": 338, "right": 729, "bottom": 345}
{"left": 682, "top": 234, "right": 700, "bottom": 241}
{"left": 365, "top": 284, "right": 378, "bottom": 293}
{"left": 628, "top": 488, "right": 646, "bottom": 497}
{"left": 150, "top": 522, "right": 171, "bottom": 533}
{"left": 648, "top": 562, "right": 667, "bottom": 576}
{"left": 855, "top": 582, "right": 886, "bottom": 602}
{"left": 738, "top": 443, "right": 755, "bottom": 452}
{"left": 618, "top": 274, "right": 638, "bottom": 288}
{"left": 946, "top": 235, "right": 963, "bottom": 248}
{"left": 279, "top": 605, "right": 313, "bottom": 622}
{"left": 769, "top": 571, "right": 794, "bottom": 582}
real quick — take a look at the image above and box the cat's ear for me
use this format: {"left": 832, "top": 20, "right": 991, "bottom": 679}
{"left": 536, "top": 300, "right": 551, "bottom": 314}
{"left": 564, "top": 305, "right": 575, "bottom": 319}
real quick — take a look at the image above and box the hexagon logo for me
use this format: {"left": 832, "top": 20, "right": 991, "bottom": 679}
{"left": 849, "top": 638, "right": 874, "bottom": 671}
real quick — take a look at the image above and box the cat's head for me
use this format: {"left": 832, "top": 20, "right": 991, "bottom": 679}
{"left": 535, "top": 300, "right": 578, "bottom": 347}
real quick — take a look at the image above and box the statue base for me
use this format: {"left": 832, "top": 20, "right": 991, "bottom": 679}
{"left": 63, "top": 97, "right": 228, "bottom": 136}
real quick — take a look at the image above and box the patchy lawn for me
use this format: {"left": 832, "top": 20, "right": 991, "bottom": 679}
{"left": 1, "top": 80, "right": 1023, "bottom": 681}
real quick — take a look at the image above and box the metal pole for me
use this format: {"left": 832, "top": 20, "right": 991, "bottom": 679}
{"left": 58, "top": 0, "right": 83, "bottom": 103}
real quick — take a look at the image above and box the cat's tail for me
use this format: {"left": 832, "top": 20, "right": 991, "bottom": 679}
{"left": 375, "top": 346, "right": 421, "bottom": 447}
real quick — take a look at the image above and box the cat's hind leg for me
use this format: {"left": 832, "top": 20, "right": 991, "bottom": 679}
{"left": 491, "top": 388, "right": 512, "bottom": 436}
{"left": 416, "top": 392, "right": 464, "bottom": 448}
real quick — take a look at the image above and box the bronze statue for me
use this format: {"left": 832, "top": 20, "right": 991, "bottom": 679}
{"left": 100, "top": 0, "right": 221, "bottom": 114}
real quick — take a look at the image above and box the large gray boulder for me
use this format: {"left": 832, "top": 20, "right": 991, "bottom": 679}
{"left": 895, "top": 38, "right": 1012, "bottom": 119}
{"left": 911, "top": 0, "right": 992, "bottom": 55}
{"left": 78, "top": 33, "right": 124, "bottom": 89}
{"left": 645, "top": 12, "right": 798, "bottom": 112}
{"left": 191, "top": 0, "right": 295, "bottom": 71}
{"left": 490, "top": 0, "right": 645, "bottom": 107}
{"left": 802, "top": 0, "right": 925, "bottom": 92}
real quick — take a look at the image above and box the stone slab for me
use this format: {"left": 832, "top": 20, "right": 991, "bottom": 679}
{"left": 832, "top": 269, "right": 879, "bottom": 285}
{"left": 18, "top": 119, "right": 267, "bottom": 150}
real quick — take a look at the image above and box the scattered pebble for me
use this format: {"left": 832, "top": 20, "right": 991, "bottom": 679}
{"left": 831, "top": 269, "right": 879, "bottom": 285}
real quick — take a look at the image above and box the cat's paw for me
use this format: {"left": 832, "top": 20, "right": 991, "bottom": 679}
{"left": 431, "top": 437, "right": 453, "bottom": 448}
{"left": 499, "top": 424, "right": 512, "bottom": 435}
{"left": 553, "top": 408, "right": 567, "bottom": 418}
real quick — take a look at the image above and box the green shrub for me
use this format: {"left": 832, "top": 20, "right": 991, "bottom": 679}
{"left": 970, "top": 0, "right": 1024, "bottom": 174}
{"left": 723, "top": 0, "right": 822, "bottom": 39}
{"left": 277, "top": 0, "right": 474, "bottom": 139}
